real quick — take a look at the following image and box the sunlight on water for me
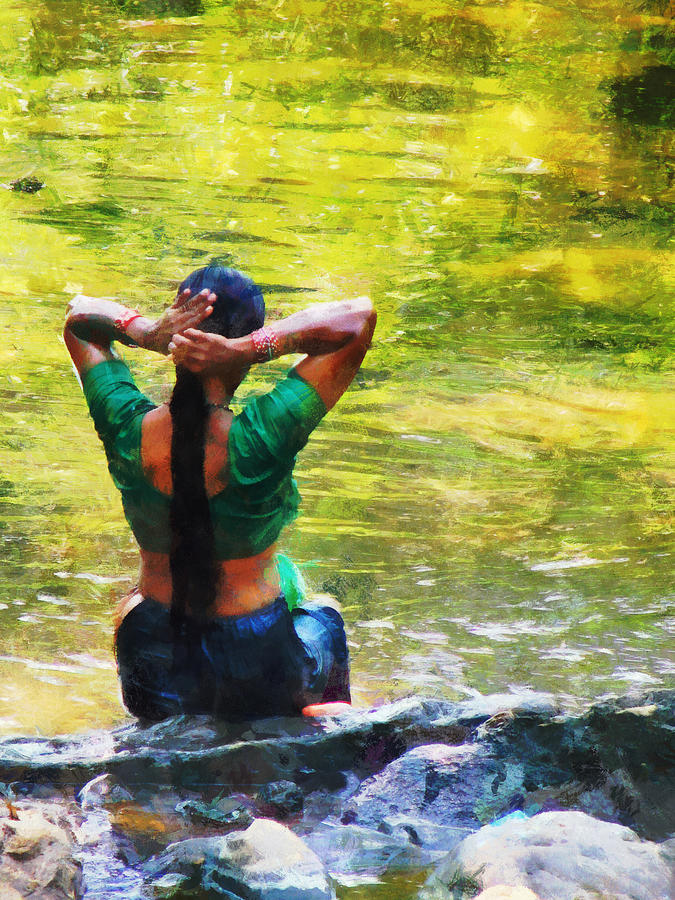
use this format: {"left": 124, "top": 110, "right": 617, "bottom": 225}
{"left": 0, "top": 0, "right": 673, "bottom": 741}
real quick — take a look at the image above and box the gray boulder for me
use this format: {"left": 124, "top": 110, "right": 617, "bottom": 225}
{"left": 303, "top": 743, "right": 498, "bottom": 885}
{"left": 421, "top": 810, "right": 674, "bottom": 900}
{"left": 143, "top": 817, "right": 334, "bottom": 899}
{"left": 479, "top": 690, "right": 675, "bottom": 841}
{"left": 342, "top": 743, "right": 497, "bottom": 836}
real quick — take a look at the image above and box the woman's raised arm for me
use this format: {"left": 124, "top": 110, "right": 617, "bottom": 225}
{"left": 63, "top": 290, "right": 215, "bottom": 376}
{"left": 169, "top": 297, "right": 377, "bottom": 410}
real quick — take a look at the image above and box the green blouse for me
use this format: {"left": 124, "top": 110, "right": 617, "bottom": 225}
{"left": 81, "top": 358, "right": 327, "bottom": 561}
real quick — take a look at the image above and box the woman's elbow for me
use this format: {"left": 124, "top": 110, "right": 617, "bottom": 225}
{"left": 63, "top": 314, "right": 75, "bottom": 341}
{"left": 357, "top": 300, "right": 376, "bottom": 345}
{"left": 348, "top": 296, "right": 376, "bottom": 339}
{"left": 63, "top": 311, "right": 85, "bottom": 343}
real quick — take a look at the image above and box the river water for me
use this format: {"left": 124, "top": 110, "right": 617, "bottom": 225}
{"left": 0, "top": 0, "right": 672, "bottom": 736}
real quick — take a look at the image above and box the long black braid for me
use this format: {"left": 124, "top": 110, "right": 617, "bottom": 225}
{"left": 168, "top": 266, "right": 264, "bottom": 628}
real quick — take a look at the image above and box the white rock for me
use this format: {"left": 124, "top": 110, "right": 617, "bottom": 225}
{"left": 427, "top": 811, "right": 673, "bottom": 900}
{"left": 144, "top": 818, "right": 334, "bottom": 900}
{"left": 0, "top": 805, "right": 82, "bottom": 899}
{"left": 0, "top": 885, "right": 25, "bottom": 900}
{"left": 475, "top": 888, "right": 541, "bottom": 900}
{"left": 2, "top": 809, "right": 70, "bottom": 857}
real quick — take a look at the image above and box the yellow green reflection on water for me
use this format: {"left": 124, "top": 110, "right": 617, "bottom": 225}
{"left": 0, "top": 0, "right": 673, "bottom": 739}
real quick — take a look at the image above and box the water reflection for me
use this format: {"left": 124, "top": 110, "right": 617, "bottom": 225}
{"left": 0, "top": 0, "right": 673, "bottom": 734}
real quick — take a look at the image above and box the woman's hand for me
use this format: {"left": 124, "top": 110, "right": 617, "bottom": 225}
{"left": 169, "top": 329, "right": 246, "bottom": 379}
{"left": 65, "top": 289, "right": 215, "bottom": 354}
{"left": 141, "top": 288, "right": 215, "bottom": 354}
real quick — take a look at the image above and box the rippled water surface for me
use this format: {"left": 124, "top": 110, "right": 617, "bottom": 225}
{"left": 0, "top": 0, "right": 673, "bottom": 735}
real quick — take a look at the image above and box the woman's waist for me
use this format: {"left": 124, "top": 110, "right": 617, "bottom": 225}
{"left": 137, "top": 545, "right": 281, "bottom": 615}
{"left": 114, "top": 590, "right": 290, "bottom": 638}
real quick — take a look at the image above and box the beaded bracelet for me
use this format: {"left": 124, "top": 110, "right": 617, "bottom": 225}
{"left": 251, "top": 326, "right": 280, "bottom": 361}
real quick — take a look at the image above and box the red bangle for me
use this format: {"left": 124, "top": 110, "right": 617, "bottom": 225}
{"left": 114, "top": 307, "right": 142, "bottom": 331}
{"left": 114, "top": 307, "right": 143, "bottom": 346}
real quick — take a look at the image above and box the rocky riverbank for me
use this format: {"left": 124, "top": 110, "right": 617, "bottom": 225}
{"left": 0, "top": 689, "right": 673, "bottom": 899}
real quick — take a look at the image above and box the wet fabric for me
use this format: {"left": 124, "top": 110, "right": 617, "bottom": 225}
{"left": 115, "top": 596, "right": 350, "bottom": 721}
{"left": 80, "top": 358, "right": 327, "bottom": 558}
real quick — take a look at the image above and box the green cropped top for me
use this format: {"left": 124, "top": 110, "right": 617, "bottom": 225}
{"left": 81, "top": 358, "right": 327, "bottom": 560}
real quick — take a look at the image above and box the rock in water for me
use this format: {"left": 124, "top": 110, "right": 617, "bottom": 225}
{"left": 255, "top": 780, "right": 304, "bottom": 819}
{"left": 422, "top": 810, "right": 673, "bottom": 900}
{"left": 78, "top": 773, "right": 133, "bottom": 810}
{"left": 343, "top": 743, "right": 494, "bottom": 835}
{"left": 143, "top": 817, "right": 334, "bottom": 899}
{"left": 176, "top": 797, "right": 253, "bottom": 831}
{"left": 304, "top": 743, "right": 494, "bottom": 883}
{"left": 9, "top": 175, "right": 44, "bottom": 193}
{"left": 475, "top": 889, "right": 541, "bottom": 900}
{"left": 0, "top": 804, "right": 82, "bottom": 899}
{"left": 305, "top": 820, "right": 431, "bottom": 882}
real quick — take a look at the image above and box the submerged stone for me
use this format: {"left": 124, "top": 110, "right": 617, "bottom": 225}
{"left": 475, "top": 889, "right": 541, "bottom": 900}
{"left": 78, "top": 774, "right": 133, "bottom": 811}
{"left": 149, "top": 872, "right": 191, "bottom": 897}
{"left": 175, "top": 797, "right": 253, "bottom": 831}
{"left": 9, "top": 176, "right": 44, "bottom": 193}
{"left": 116, "top": 0, "right": 204, "bottom": 17}
{"left": 305, "top": 820, "right": 434, "bottom": 881}
{"left": 255, "top": 780, "right": 304, "bottom": 819}
{"left": 609, "top": 65, "right": 675, "bottom": 127}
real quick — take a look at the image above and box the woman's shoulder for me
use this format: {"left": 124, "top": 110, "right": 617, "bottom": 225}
{"left": 234, "top": 369, "right": 327, "bottom": 435}
{"left": 81, "top": 357, "right": 154, "bottom": 408}
{"left": 229, "top": 370, "right": 327, "bottom": 480}
{"left": 81, "top": 357, "right": 157, "bottom": 481}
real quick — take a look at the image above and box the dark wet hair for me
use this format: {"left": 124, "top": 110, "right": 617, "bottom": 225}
{"left": 169, "top": 266, "right": 264, "bottom": 626}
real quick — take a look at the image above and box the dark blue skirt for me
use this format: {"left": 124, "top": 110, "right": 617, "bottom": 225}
{"left": 115, "top": 596, "right": 350, "bottom": 721}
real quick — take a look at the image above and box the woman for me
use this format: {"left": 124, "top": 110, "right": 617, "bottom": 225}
{"left": 64, "top": 265, "right": 376, "bottom": 721}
